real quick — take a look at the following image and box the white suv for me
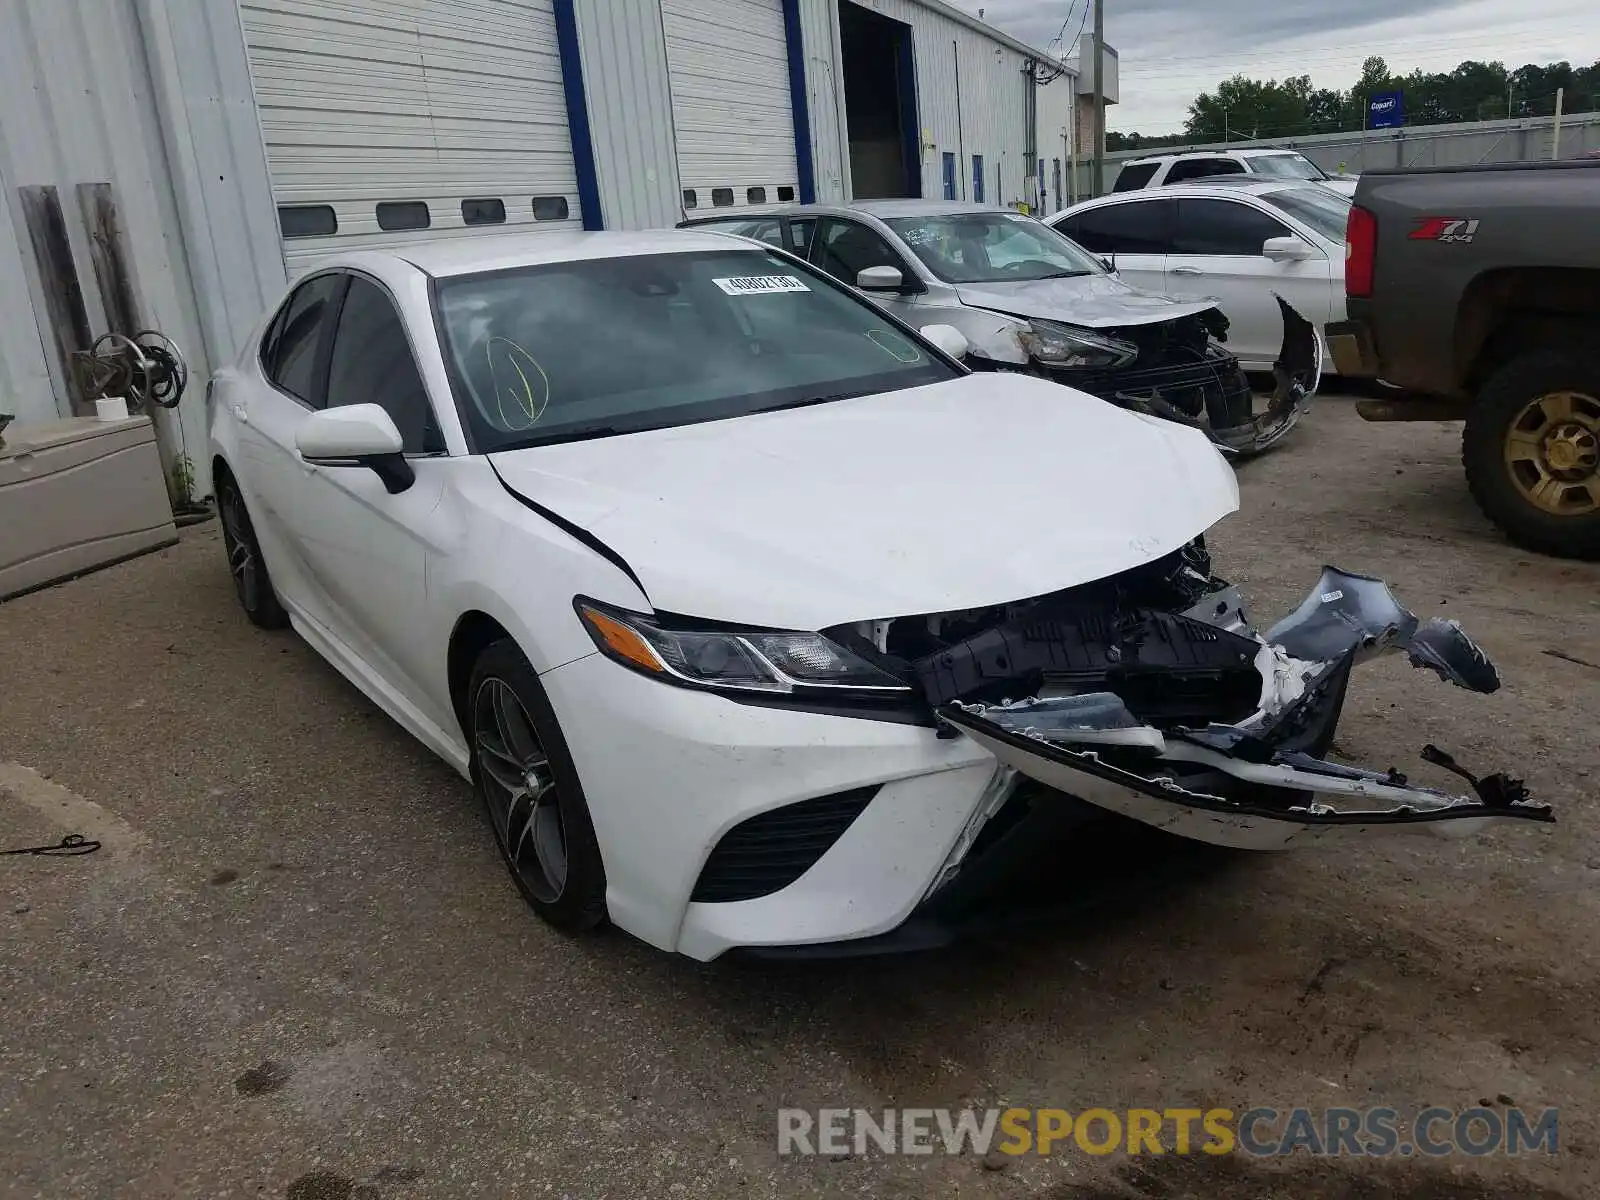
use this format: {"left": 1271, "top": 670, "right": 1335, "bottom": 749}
{"left": 1112, "top": 149, "right": 1358, "bottom": 196}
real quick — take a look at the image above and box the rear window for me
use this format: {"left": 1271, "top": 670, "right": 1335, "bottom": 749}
{"left": 1259, "top": 186, "right": 1351, "bottom": 243}
{"left": 1112, "top": 162, "right": 1160, "bottom": 191}
{"left": 1165, "top": 158, "right": 1247, "bottom": 183}
{"left": 433, "top": 249, "right": 957, "bottom": 452}
{"left": 1250, "top": 153, "right": 1327, "bottom": 181}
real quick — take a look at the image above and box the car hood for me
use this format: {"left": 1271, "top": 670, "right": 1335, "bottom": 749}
{"left": 487, "top": 373, "right": 1238, "bottom": 631}
{"left": 952, "top": 271, "right": 1221, "bottom": 328}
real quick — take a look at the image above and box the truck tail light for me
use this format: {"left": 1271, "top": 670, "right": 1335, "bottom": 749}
{"left": 1346, "top": 204, "right": 1377, "bottom": 298}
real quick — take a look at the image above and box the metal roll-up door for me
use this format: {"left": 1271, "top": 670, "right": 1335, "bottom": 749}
{"left": 241, "top": 0, "right": 580, "bottom": 272}
{"left": 661, "top": 0, "right": 799, "bottom": 213}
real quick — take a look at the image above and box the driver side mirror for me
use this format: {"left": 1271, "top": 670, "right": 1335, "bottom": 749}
{"left": 296, "top": 403, "right": 415, "bottom": 494}
{"left": 1262, "top": 236, "right": 1315, "bottom": 262}
{"left": 856, "top": 265, "right": 904, "bottom": 292}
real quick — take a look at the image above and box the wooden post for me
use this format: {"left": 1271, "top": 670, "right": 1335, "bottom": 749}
{"left": 76, "top": 183, "right": 143, "bottom": 337}
{"left": 16, "top": 185, "right": 93, "bottom": 417}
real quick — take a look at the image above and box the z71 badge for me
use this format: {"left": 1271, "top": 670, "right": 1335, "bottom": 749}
{"left": 1409, "top": 217, "right": 1480, "bottom": 243}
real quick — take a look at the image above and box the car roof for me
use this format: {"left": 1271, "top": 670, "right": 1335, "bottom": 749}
{"left": 375, "top": 229, "right": 753, "bottom": 277}
{"left": 1124, "top": 148, "right": 1309, "bottom": 166}
{"left": 1059, "top": 178, "right": 1340, "bottom": 212}
{"left": 680, "top": 199, "right": 1018, "bottom": 223}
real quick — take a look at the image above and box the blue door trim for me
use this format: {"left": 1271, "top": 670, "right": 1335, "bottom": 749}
{"left": 780, "top": 0, "right": 817, "bottom": 203}
{"left": 551, "top": 0, "right": 604, "bottom": 230}
{"left": 894, "top": 25, "right": 922, "bottom": 198}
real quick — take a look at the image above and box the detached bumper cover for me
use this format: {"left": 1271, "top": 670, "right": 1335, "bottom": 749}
{"left": 932, "top": 566, "right": 1552, "bottom": 850}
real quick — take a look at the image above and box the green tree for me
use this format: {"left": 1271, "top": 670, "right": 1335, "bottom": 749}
{"left": 1352, "top": 56, "right": 1392, "bottom": 108}
{"left": 1186, "top": 75, "right": 1309, "bottom": 141}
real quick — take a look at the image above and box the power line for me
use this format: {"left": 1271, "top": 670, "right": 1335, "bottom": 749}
{"left": 1046, "top": 0, "right": 1080, "bottom": 57}
{"left": 1065, "top": 0, "right": 1092, "bottom": 61}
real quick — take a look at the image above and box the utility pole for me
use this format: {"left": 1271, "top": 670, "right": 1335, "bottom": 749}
{"left": 1091, "top": 0, "right": 1105, "bottom": 196}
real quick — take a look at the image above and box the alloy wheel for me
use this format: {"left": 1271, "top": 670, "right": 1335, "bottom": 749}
{"left": 219, "top": 485, "right": 260, "bottom": 611}
{"left": 473, "top": 677, "right": 568, "bottom": 904}
{"left": 1504, "top": 390, "right": 1600, "bottom": 517}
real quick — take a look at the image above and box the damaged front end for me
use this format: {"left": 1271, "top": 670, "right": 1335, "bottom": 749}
{"left": 842, "top": 549, "right": 1551, "bottom": 851}
{"left": 1025, "top": 296, "right": 1321, "bottom": 459}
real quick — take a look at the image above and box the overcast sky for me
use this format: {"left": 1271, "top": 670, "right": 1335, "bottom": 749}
{"left": 946, "top": 0, "right": 1600, "bottom": 132}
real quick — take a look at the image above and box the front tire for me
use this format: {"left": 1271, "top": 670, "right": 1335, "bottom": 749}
{"left": 467, "top": 639, "right": 607, "bottom": 932}
{"left": 1463, "top": 350, "right": 1600, "bottom": 561}
{"left": 216, "top": 473, "right": 289, "bottom": 628}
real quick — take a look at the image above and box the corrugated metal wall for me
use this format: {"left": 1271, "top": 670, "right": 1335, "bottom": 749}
{"left": 798, "top": 0, "right": 850, "bottom": 202}
{"left": 1035, "top": 67, "right": 1075, "bottom": 214}
{"left": 829, "top": 0, "right": 1032, "bottom": 205}
{"left": 0, "top": 0, "right": 268, "bottom": 498}
{"left": 137, "top": 0, "right": 287, "bottom": 383}
{"left": 574, "top": 0, "right": 681, "bottom": 230}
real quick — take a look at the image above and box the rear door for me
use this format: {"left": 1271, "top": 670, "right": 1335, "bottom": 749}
{"left": 1166, "top": 196, "right": 1332, "bottom": 366}
{"left": 1050, "top": 198, "right": 1175, "bottom": 294}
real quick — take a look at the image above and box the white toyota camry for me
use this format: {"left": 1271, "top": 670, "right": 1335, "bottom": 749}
{"left": 207, "top": 230, "right": 1550, "bottom": 960}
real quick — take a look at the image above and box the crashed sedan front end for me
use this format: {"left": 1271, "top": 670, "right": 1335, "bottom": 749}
{"left": 972, "top": 296, "right": 1321, "bottom": 459}
{"left": 842, "top": 546, "right": 1550, "bottom": 853}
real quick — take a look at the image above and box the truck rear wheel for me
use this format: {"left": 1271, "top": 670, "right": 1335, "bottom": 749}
{"left": 1463, "top": 349, "right": 1600, "bottom": 561}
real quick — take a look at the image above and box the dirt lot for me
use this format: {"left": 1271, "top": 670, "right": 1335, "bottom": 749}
{"left": 2, "top": 396, "right": 1598, "bottom": 1199}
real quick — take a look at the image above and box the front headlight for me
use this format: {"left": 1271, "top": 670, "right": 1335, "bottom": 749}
{"left": 1018, "top": 319, "right": 1137, "bottom": 369}
{"left": 574, "top": 598, "right": 912, "bottom": 698}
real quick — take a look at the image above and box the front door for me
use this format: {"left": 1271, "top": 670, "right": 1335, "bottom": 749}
{"left": 279, "top": 273, "right": 456, "bottom": 733}
{"left": 809, "top": 217, "right": 926, "bottom": 321}
{"left": 1166, "top": 197, "right": 1333, "bottom": 367}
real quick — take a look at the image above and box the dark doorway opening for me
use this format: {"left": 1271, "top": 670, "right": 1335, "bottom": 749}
{"left": 839, "top": 2, "right": 921, "bottom": 199}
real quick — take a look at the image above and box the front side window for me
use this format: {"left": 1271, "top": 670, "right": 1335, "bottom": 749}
{"left": 1173, "top": 198, "right": 1291, "bottom": 256}
{"left": 813, "top": 219, "right": 913, "bottom": 285}
{"left": 1048, "top": 199, "right": 1175, "bottom": 256}
{"left": 1259, "top": 186, "right": 1351, "bottom": 243}
{"left": 1112, "top": 162, "right": 1159, "bottom": 191}
{"left": 884, "top": 211, "right": 1105, "bottom": 283}
{"left": 434, "top": 249, "right": 957, "bottom": 452}
{"left": 1250, "top": 153, "right": 1327, "bottom": 181}
{"left": 325, "top": 276, "right": 444, "bottom": 453}
{"left": 262, "top": 274, "right": 343, "bottom": 405}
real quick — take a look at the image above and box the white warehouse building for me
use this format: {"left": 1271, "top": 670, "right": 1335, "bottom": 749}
{"left": 0, "top": 0, "right": 1108, "bottom": 501}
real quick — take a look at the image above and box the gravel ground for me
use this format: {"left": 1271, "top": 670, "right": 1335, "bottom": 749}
{"left": 2, "top": 396, "right": 1597, "bottom": 1199}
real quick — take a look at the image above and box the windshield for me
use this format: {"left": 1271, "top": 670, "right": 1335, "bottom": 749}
{"left": 1250, "top": 153, "right": 1328, "bottom": 181}
{"left": 1259, "top": 185, "right": 1352, "bottom": 243}
{"left": 433, "top": 249, "right": 957, "bottom": 451}
{"left": 883, "top": 211, "right": 1105, "bottom": 284}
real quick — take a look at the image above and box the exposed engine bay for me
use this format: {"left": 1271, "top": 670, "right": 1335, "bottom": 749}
{"left": 843, "top": 542, "right": 1553, "bottom": 849}
{"left": 992, "top": 296, "right": 1321, "bottom": 459}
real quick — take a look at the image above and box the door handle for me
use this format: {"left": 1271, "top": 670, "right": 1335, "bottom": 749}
{"left": 1171, "top": 266, "right": 1204, "bottom": 276}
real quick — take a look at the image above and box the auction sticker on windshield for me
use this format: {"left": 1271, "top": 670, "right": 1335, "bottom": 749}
{"left": 713, "top": 275, "right": 811, "bottom": 296}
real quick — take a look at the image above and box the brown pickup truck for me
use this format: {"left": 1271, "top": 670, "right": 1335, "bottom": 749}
{"left": 1325, "top": 159, "right": 1600, "bottom": 560}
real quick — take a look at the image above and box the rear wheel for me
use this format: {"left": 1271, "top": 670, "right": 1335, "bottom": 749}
{"left": 467, "top": 639, "right": 607, "bottom": 932}
{"left": 216, "top": 472, "right": 288, "bottom": 628}
{"left": 1463, "top": 350, "right": 1600, "bottom": 561}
